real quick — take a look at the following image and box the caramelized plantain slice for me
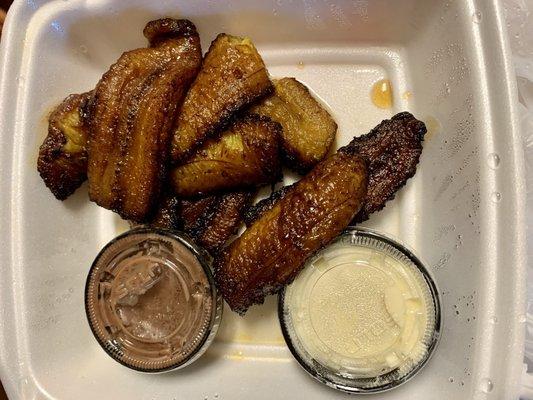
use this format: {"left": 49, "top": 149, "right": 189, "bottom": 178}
{"left": 251, "top": 77, "right": 337, "bottom": 173}
{"left": 150, "top": 192, "right": 182, "bottom": 230}
{"left": 214, "top": 152, "right": 368, "bottom": 314}
{"left": 87, "top": 18, "right": 202, "bottom": 222}
{"left": 243, "top": 184, "right": 291, "bottom": 226}
{"left": 179, "top": 196, "right": 219, "bottom": 232}
{"left": 170, "top": 114, "right": 282, "bottom": 197}
{"left": 170, "top": 34, "right": 273, "bottom": 163}
{"left": 185, "top": 191, "right": 254, "bottom": 254}
{"left": 37, "top": 92, "right": 92, "bottom": 200}
{"left": 244, "top": 112, "right": 426, "bottom": 226}
{"left": 151, "top": 191, "right": 253, "bottom": 254}
{"left": 340, "top": 111, "right": 426, "bottom": 223}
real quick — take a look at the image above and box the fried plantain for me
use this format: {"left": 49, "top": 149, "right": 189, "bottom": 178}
{"left": 340, "top": 111, "right": 426, "bottom": 223}
{"left": 243, "top": 184, "right": 291, "bottom": 226}
{"left": 150, "top": 192, "right": 182, "bottom": 230}
{"left": 87, "top": 18, "right": 202, "bottom": 222}
{"left": 170, "top": 34, "right": 273, "bottom": 163}
{"left": 151, "top": 191, "right": 253, "bottom": 254}
{"left": 251, "top": 77, "right": 337, "bottom": 173}
{"left": 244, "top": 112, "right": 426, "bottom": 226}
{"left": 185, "top": 191, "right": 253, "bottom": 254}
{"left": 214, "top": 152, "right": 368, "bottom": 314}
{"left": 170, "top": 114, "right": 282, "bottom": 197}
{"left": 179, "top": 196, "right": 218, "bottom": 232}
{"left": 37, "top": 92, "right": 92, "bottom": 200}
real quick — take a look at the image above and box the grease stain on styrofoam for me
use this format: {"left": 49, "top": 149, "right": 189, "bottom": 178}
{"left": 423, "top": 116, "right": 440, "bottom": 139}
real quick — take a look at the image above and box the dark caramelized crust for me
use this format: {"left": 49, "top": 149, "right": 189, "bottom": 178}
{"left": 150, "top": 192, "right": 182, "bottom": 230}
{"left": 251, "top": 77, "right": 337, "bottom": 173}
{"left": 87, "top": 18, "right": 202, "bottom": 222}
{"left": 243, "top": 185, "right": 291, "bottom": 226}
{"left": 186, "top": 191, "right": 254, "bottom": 254}
{"left": 37, "top": 92, "right": 93, "bottom": 200}
{"left": 340, "top": 112, "right": 426, "bottom": 223}
{"left": 214, "top": 152, "right": 368, "bottom": 314}
{"left": 151, "top": 191, "right": 253, "bottom": 254}
{"left": 170, "top": 114, "right": 282, "bottom": 197}
{"left": 244, "top": 112, "right": 426, "bottom": 226}
{"left": 179, "top": 196, "right": 218, "bottom": 232}
{"left": 170, "top": 34, "right": 273, "bottom": 163}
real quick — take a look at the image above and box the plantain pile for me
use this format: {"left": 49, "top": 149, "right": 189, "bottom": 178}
{"left": 38, "top": 18, "right": 426, "bottom": 314}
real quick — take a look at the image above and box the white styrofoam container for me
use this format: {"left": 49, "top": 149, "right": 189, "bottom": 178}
{"left": 0, "top": 0, "right": 526, "bottom": 399}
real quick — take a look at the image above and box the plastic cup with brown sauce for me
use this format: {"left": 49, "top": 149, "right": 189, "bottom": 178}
{"left": 85, "top": 227, "right": 222, "bottom": 372}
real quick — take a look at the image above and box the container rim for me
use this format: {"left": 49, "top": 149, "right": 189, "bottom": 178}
{"left": 278, "top": 226, "right": 442, "bottom": 394}
{"left": 84, "top": 226, "right": 222, "bottom": 373}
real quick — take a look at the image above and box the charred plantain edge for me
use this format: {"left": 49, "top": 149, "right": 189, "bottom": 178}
{"left": 143, "top": 18, "right": 199, "bottom": 47}
{"left": 174, "top": 83, "right": 274, "bottom": 164}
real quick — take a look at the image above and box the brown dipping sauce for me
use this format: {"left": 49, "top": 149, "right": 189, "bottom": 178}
{"left": 85, "top": 228, "right": 222, "bottom": 372}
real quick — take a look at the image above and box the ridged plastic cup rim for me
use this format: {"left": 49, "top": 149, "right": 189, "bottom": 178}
{"left": 278, "top": 226, "right": 442, "bottom": 394}
{"left": 84, "top": 227, "right": 223, "bottom": 373}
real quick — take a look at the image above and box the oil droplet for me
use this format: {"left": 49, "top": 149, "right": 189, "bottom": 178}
{"left": 296, "top": 61, "right": 305, "bottom": 69}
{"left": 449, "top": 377, "right": 454, "bottom": 383}
{"left": 479, "top": 378, "right": 493, "bottom": 393}
{"left": 79, "top": 45, "right": 88, "bottom": 54}
{"left": 371, "top": 79, "right": 393, "bottom": 109}
{"left": 490, "top": 316, "right": 498, "bottom": 324}
{"left": 519, "top": 314, "right": 526, "bottom": 323}
{"left": 472, "top": 11, "right": 482, "bottom": 24}
{"left": 402, "top": 91, "right": 413, "bottom": 100}
{"left": 490, "top": 192, "right": 501, "bottom": 203}
{"left": 487, "top": 153, "right": 500, "bottom": 169}
{"left": 214, "top": 394, "right": 219, "bottom": 399}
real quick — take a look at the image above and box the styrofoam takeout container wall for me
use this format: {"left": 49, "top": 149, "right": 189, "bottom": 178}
{"left": 0, "top": 0, "right": 526, "bottom": 399}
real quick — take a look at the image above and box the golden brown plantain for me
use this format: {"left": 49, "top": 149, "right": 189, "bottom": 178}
{"left": 244, "top": 112, "right": 426, "bottom": 226}
{"left": 37, "top": 91, "right": 92, "bottom": 200}
{"left": 170, "top": 114, "right": 281, "bottom": 197}
{"left": 87, "top": 18, "right": 202, "bottom": 222}
{"left": 214, "top": 152, "right": 368, "bottom": 314}
{"left": 170, "top": 34, "right": 273, "bottom": 163}
{"left": 251, "top": 77, "right": 337, "bottom": 173}
{"left": 151, "top": 191, "right": 253, "bottom": 254}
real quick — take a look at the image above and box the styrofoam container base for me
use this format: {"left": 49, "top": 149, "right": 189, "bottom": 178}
{"left": 0, "top": 0, "right": 526, "bottom": 399}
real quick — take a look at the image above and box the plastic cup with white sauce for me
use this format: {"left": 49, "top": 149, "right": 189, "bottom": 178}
{"left": 279, "top": 227, "right": 441, "bottom": 393}
{"left": 85, "top": 227, "right": 222, "bottom": 372}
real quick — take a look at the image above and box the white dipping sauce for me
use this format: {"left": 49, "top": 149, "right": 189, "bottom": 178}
{"left": 284, "top": 240, "right": 436, "bottom": 380}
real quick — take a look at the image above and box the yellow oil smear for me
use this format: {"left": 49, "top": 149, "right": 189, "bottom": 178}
{"left": 371, "top": 79, "right": 393, "bottom": 109}
{"left": 296, "top": 61, "right": 305, "bottom": 69}
{"left": 423, "top": 116, "right": 441, "bottom": 140}
{"left": 403, "top": 91, "right": 413, "bottom": 101}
